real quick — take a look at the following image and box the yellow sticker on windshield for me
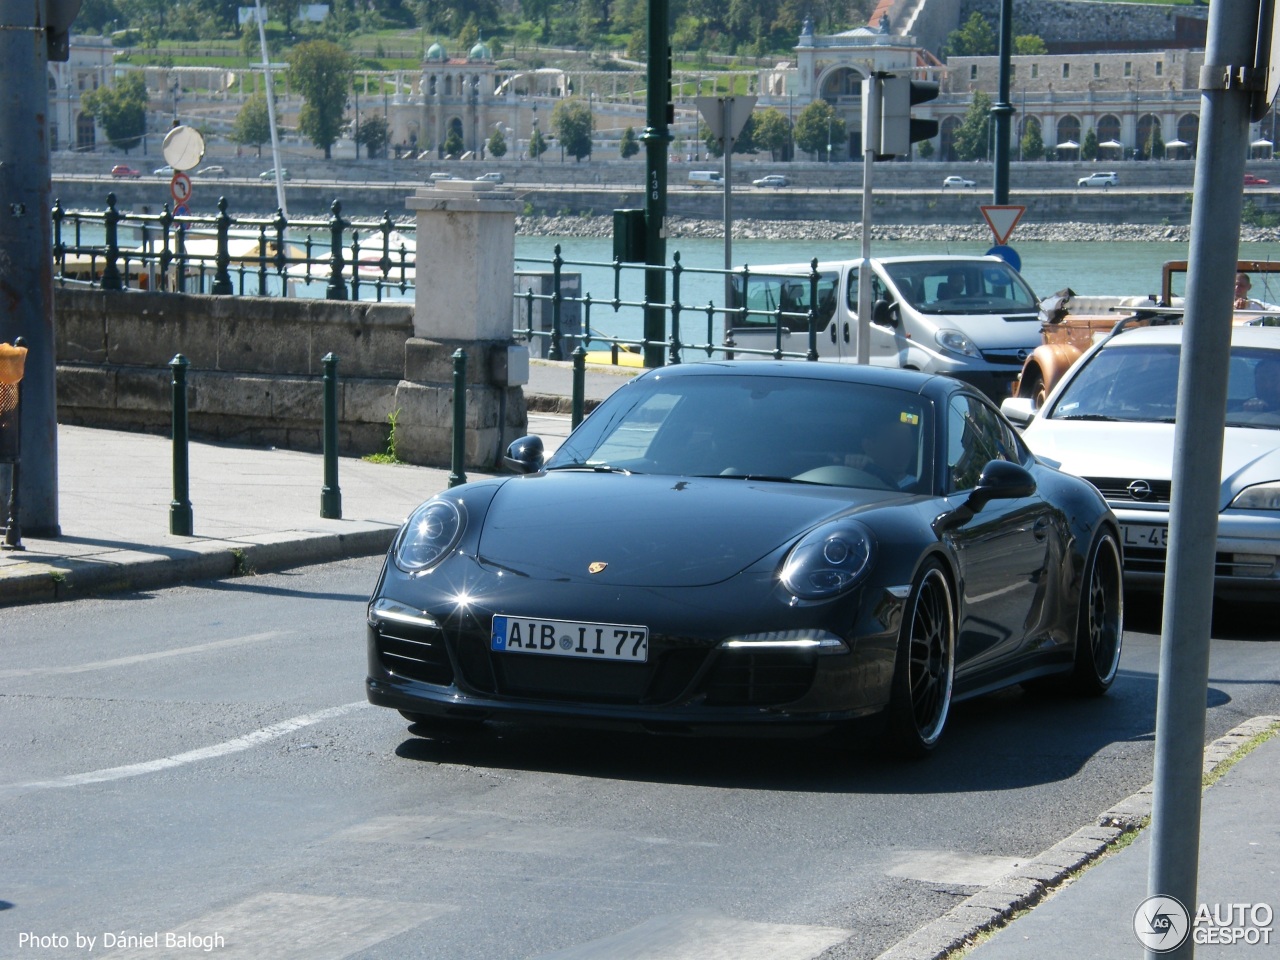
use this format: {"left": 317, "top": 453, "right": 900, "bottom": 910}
{"left": 900, "top": 412, "right": 920, "bottom": 425}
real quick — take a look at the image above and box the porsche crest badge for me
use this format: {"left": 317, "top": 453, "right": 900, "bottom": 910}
{"left": 588, "top": 562, "right": 608, "bottom": 574}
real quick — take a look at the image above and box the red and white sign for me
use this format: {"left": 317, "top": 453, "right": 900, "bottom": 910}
{"left": 170, "top": 172, "right": 193, "bottom": 205}
{"left": 979, "top": 205, "right": 1025, "bottom": 246}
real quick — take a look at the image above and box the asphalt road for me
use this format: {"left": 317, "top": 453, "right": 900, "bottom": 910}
{"left": 2, "top": 564, "right": 1278, "bottom": 960}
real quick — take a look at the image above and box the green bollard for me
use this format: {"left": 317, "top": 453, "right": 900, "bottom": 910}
{"left": 448, "top": 349, "right": 467, "bottom": 488}
{"left": 321, "top": 352, "right": 342, "bottom": 519}
{"left": 169, "top": 354, "right": 193, "bottom": 536}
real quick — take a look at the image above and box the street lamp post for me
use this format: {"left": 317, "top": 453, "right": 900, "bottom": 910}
{"left": 827, "top": 114, "right": 833, "bottom": 162}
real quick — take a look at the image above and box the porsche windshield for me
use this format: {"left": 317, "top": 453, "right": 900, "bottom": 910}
{"left": 880, "top": 260, "right": 1039, "bottom": 315}
{"left": 548, "top": 374, "right": 936, "bottom": 492}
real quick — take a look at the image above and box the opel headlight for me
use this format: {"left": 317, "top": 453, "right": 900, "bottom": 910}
{"left": 394, "top": 498, "right": 466, "bottom": 572}
{"left": 780, "top": 520, "right": 875, "bottom": 599}
{"left": 1230, "top": 481, "right": 1280, "bottom": 510}
{"left": 935, "top": 329, "right": 980, "bottom": 358}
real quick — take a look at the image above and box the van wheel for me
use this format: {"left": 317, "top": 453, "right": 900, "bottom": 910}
{"left": 1019, "top": 370, "right": 1047, "bottom": 408}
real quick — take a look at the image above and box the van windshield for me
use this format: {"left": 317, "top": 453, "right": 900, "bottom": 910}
{"left": 877, "top": 260, "right": 1039, "bottom": 316}
{"left": 729, "top": 270, "right": 840, "bottom": 332}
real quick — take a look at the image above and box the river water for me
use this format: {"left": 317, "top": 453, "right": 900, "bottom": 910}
{"left": 514, "top": 234, "right": 1280, "bottom": 344}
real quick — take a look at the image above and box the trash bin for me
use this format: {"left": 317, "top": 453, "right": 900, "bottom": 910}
{"left": 0, "top": 339, "right": 27, "bottom": 550}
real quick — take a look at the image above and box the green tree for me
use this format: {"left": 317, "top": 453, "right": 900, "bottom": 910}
{"left": 752, "top": 107, "right": 792, "bottom": 160}
{"left": 1082, "top": 127, "right": 1098, "bottom": 161}
{"left": 951, "top": 90, "right": 992, "bottom": 161}
{"left": 355, "top": 113, "right": 389, "bottom": 159}
{"left": 487, "top": 124, "right": 508, "bottom": 158}
{"left": 1146, "top": 124, "right": 1165, "bottom": 160}
{"left": 917, "top": 137, "right": 935, "bottom": 160}
{"left": 529, "top": 124, "right": 547, "bottom": 160}
{"left": 619, "top": 125, "right": 640, "bottom": 159}
{"left": 1020, "top": 120, "right": 1044, "bottom": 160}
{"left": 1014, "top": 34, "right": 1047, "bottom": 55}
{"left": 82, "top": 71, "right": 148, "bottom": 153}
{"left": 551, "top": 98, "right": 593, "bottom": 161}
{"left": 793, "top": 100, "right": 844, "bottom": 160}
{"left": 944, "top": 12, "right": 997, "bottom": 58}
{"left": 287, "top": 40, "right": 353, "bottom": 159}
{"left": 444, "top": 126, "right": 464, "bottom": 157}
{"left": 230, "top": 91, "right": 272, "bottom": 158}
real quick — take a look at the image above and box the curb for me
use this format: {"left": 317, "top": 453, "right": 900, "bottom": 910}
{"left": 0, "top": 524, "right": 398, "bottom": 608}
{"left": 871, "top": 715, "right": 1280, "bottom": 960}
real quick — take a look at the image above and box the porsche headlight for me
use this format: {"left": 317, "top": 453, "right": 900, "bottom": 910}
{"left": 780, "top": 520, "right": 875, "bottom": 599}
{"left": 1230, "top": 481, "right": 1280, "bottom": 510}
{"left": 935, "top": 328, "right": 980, "bottom": 358}
{"left": 394, "top": 498, "right": 466, "bottom": 572}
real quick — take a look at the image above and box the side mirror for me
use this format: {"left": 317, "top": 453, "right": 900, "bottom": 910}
{"left": 502, "top": 435, "right": 545, "bottom": 474}
{"left": 872, "top": 299, "right": 898, "bottom": 327}
{"left": 932, "top": 460, "right": 1036, "bottom": 533}
{"left": 1000, "top": 396, "right": 1037, "bottom": 427}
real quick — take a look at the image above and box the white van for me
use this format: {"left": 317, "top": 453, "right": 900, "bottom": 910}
{"left": 688, "top": 170, "right": 723, "bottom": 187}
{"left": 727, "top": 255, "right": 1043, "bottom": 400}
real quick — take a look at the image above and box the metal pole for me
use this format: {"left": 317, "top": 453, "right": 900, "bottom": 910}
{"left": 448, "top": 349, "right": 467, "bottom": 488}
{"left": 640, "top": 0, "right": 670, "bottom": 369}
{"left": 169, "top": 354, "right": 193, "bottom": 537}
{"left": 0, "top": 1, "right": 59, "bottom": 537}
{"left": 722, "top": 98, "right": 734, "bottom": 312}
{"left": 320, "top": 352, "right": 342, "bottom": 519}
{"left": 992, "top": 0, "right": 1014, "bottom": 204}
{"left": 857, "top": 76, "right": 880, "bottom": 366}
{"left": 1145, "top": 2, "right": 1257, "bottom": 955}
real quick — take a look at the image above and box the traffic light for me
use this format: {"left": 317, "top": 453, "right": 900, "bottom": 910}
{"left": 876, "top": 74, "right": 940, "bottom": 159}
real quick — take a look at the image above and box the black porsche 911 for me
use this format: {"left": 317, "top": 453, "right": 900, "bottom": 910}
{"left": 366, "top": 361, "right": 1123, "bottom": 756}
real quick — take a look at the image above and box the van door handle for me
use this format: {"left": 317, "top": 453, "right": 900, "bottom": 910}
{"left": 829, "top": 324, "right": 836, "bottom": 343}
{"left": 843, "top": 322, "right": 850, "bottom": 343}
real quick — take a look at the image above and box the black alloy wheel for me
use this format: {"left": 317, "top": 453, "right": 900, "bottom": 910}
{"left": 1072, "top": 530, "right": 1124, "bottom": 695}
{"left": 888, "top": 561, "right": 956, "bottom": 757}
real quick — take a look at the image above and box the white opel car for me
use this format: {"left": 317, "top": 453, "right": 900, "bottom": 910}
{"left": 1002, "top": 324, "right": 1280, "bottom": 600}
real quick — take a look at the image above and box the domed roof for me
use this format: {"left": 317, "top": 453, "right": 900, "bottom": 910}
{"left": 425, "top": 40, "right": 446, "bottom": 62}
{"left": 468, "top": 39, "right": 492, "bottom": 61}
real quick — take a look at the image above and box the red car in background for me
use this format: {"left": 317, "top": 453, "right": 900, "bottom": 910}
{"left": 110, "top": 164, "right": 142, "bottom": 179}
{"left": 1244, "top": 173, "right": 1270, "bottom": 186}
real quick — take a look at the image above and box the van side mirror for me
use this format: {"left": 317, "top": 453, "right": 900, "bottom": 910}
{"left": 872, "top": 299, "right": 898, "bottom": 327}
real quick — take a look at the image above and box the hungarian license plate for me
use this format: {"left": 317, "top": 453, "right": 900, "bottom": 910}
{"left": 1122, "top": 524, "right": 1168, "bottom": 549}
{"left": 491, "top": 615, "right": 649, "bottom": 663}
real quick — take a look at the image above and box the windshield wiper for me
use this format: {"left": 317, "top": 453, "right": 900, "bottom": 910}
{"left": 546, "top": 462, "right": 638, "bottom": 474}
{"left": 1056, "top": 414, "right": 1123, "bottom": 421}
{"left": 705, "top": 473, "right": 815, "bottom": 484}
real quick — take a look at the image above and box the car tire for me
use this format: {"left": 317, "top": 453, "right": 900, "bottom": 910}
{"left": 1018, "top": 370, "right": 1047, "bottom": 409}
{"left": 887, "top": 560, "right": 955, "bottom": 757}
{"left": 1071, "top": 529, "right": 1124, "bottom": 696}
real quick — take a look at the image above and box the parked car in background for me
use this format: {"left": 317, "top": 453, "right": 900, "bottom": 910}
{"left": 475, "top": 171, "right": 505, "bottom": 183}
{"left": 687, "top": 170, "right": 723, "bottom": 187}
{"left": 1002, "top": 323, "right": 1280, "bottom": 600}
{"left": 153, "top": 165, "right": 175, "bottom": 177}
{"left": 368, "top": 361, "right": 1123, "bottom": 756}
{"left": 110, "top": 165, "right": 142, "bottom": 179}
{"left": 428, "top": 172, "right": 457, "bottom": 182}
{"left": 942, "top": 176, "right": 976, "bottom": 189}
{"left": 1077, "top": 172, "right": 1119, "bottom": 188}
{"left": 196, "top": 165, "right": 227, "bottom": 177}
{"left": 1244, "top": 172, "right": 1270, "bottom": 185}
{"left": 752, "top": 174, "right": 790, "bottom": 188}
{"left": 259, "top": 168, "right": 290, "bottom": 181}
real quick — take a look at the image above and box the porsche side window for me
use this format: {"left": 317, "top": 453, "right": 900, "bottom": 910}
{"left": 947, "top": 397, "right": 1005, "bottom": 492}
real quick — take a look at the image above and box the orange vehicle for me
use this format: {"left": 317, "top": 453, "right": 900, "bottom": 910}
{"left": 1013, "top": 259, "right": 1280, "bottom": 406}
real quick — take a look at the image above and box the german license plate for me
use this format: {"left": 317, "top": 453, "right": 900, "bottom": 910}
{"left": 491, "top": 615, "right": 649, "bottom": 663}
{"left": 1122, "top": 524, "right": 1168, "bottom": 549}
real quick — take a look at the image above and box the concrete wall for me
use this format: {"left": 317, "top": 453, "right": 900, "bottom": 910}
{"left": 53, "top": 288, "right": 528, "bottom": 468}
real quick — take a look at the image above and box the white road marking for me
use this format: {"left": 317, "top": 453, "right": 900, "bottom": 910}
{"left": 0, "top": 631, "right": 286, "bottom": 679}
{"left": 885, "top": 849, "right": 1024, "bottom": 887}
{"left": 531, "top": 909, "right": 850, "bottom": 960}
{"left": 97, "top": 891, "right": 450, "bottom": 959}
{"left": 0, "top": 701, "right": 368, "bottom": 800}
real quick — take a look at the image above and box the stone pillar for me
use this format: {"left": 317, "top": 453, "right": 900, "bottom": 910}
{"left": 398, "top": 187, "right": 529, "bottom": 470}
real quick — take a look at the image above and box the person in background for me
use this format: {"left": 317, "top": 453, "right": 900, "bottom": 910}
{"left": 1244, "top": 358, "right": 1280, "bottom": 411}
{"left": 1234, "top": 272, "right": 1280, "bottom": 310}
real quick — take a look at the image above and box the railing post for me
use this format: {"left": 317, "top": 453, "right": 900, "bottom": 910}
{"left": 158, "top": 204, "right": 174, "bottom": 291}
{"left": 326, "top": 200, "right": 349, "bottom": 301}
{"left": 549, "top": 244, "right": 564, "bottom": 361}
{"left": 448, "top": 349, "right": 467, "bottom": 488}
{"left": 572, "top": 345, "right": 586, "bottom": 428}
{"left": 807, "top": 257, "right": 821, "bottom": 361}
{"left": 321, "top": 352, "right": 342, "bottom": 519}
{"left": 210, "top": 197, "right": 233, "bottom": 295}
{"left": 669, "top": 251, "right": 683, "bottom": 365}
{"left": 169, "top": 354, "right": 194, "bottom": 536}
{"left": 51, "top": 200, "right": 65, "bottom": 278}
{"left": 101, "top": 193, "right": 122, "bottom": 291}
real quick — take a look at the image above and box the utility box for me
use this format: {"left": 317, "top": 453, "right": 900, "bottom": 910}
{"left": 612, "top": 208, "right": 647, "bottom": 263}
{"left": 513, "top": 272, "right": 583, "bottom": 359}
